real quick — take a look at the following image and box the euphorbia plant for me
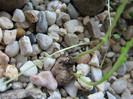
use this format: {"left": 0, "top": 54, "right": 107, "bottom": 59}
{"left": 0, "top": 0, "right": 130, "bottom": 87}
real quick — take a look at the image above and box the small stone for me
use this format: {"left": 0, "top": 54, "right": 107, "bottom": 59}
{"left": 5, "top": 65, "right": 18, "bottom": 81}
{"left": 3, "top": 29, "right": 17, "bottom": 45}
{"left": 12, "top": 82, "right": 23, "bottom": 90}
{"left": 24, "top": 10, "right": 38, "bottom": 23}
{"left": 0, "top": 77, "right": 7, "bottom": 92}
{"left": 51, "top": 57, "right": 75, "bottom": 86}
{"left": 123, "top": 7, "right": 133, "bottom": 20}
{"left": 126, "top": 61, "right": 133, "bottom": 72}
{"left": 15, "top": 21, "right": 30, "bottom": 29}
{"left": 35, "top": 4, "right": 45, "bottom": 11}
{"left": 121, "top": 89, "right": 132, "bottom": 99}
{"left": 89, "top": 53, "right": 99, "bottom": 67}
{"left": 5, "top": 41, "right": 19, "bottom": 57}
{"left": 0, "top": 17, "right": 13, "bottom": 29}
{"left": 36, "top": 11, "right": 48, "bottom": 33}
{"left": 77, "top": 54, "right": 90, "bottom": 64}
{"left": 31, "top": 44, "right": 41, "bottom": 56}
{"left": 131, "top": 71, "right": 133, "bottom": 78}
{"left": 0, "top": 11, "right": 12, "bottom": 20}
{"left": 64, "top": 79, "right": 78, "bottom": 98}
{"left": 112, "top": 43, "right": 122, "bottom": 53}
{"left": 76, "top": 64, "right": 90, "bottom": 76}
{"left": 20, "top": 61, "right": 38, "bottom": 77}
{"left": 48, "top": 92, "right": 61, "bottom": 99}
{"left": 64, "top": 20, "right": 78, "bottom": 33}
{"left": 22, "top": 2, "right": 33, "bottom": 12}
{"left": 31, "top": 0, "right": 44, "bottom": 6}
{"left": 36, "top": 33, "right": 53, "bottom": 50}
{"left": 33, "top": 60, "right": 43, "bottom": 69}
{"left": 127, "top": 83, "right": 133, "bottom": 94}
{"left": 0, "top": 28, "right": 2, "bottom": 43}
{"left": 61, "top": 0, "right": 70, "bottom": 4}
{"left": 107, "top": 52, "right": 115, "bottom": 58}
{"left": 107, "top": 91, "right": 116, "bottom": 99}
{"left": 48, "top": 32, "right": 59, "bottom": 42}
{"left": 116, "top": 63, "right": 127, "bottom": 76}
{"left": 47, "top": 1, "right": 60, "bottom": 11}
{"left": 111, "top": 78, "right": 127, "bottom": 94}
{"left": 46, "top": 42, "right": 60, "bottom": 54}
{"left": 27, "top": 33, "right": 36, "bottom": 44}
{"left": 43, "top": 58, "right": 56, "bottom": 71}
{"left": 91, "top": 66, "right": 102, "bottom": 81}
{"left": 0, "top": 51, "right": 9, "bottom": 64}
{"left": 0, "top": 65, "right": 5, "bottom": 78}
{"left": 97, "top": 10, "right": 108, "bottom": 24}
{"left": 83, "top": 16, "right": 90, "bottom": 25}
{"left": 87, "top": 91, "right": 104, "bottom": 99}
{"left": 19, "top": 36, "right": 33, "bottom": 56}
{"left": 64, "top": 34, "right": 79, "bottom": 46}
{"left": 16, "top": 28, "right": 26, "bottom": 38}
{"left": 45, "top": 11, "right": 56, "bottom": 25}
{"left": 12, "top": 9, "right": 25, "bottom": 22}
{"left": 30, "top": 71, "right": 57, "bottom": 90}
{"left": 96, "top": 82, "right": 105, "bottom": 92}
{"left": 15, "top": 54, "right": 27, "bottom": 64}
{"left": 48, "top": 24, "right": 60, "bottom": 33}
{"left": 67, "top": 3, "right": 78, "bottom": 19}
{"left": 60, "top": 88, "right": 68, "bottom": 97}
{"left": 58, "top": 28, "right": 67, "bottom": 37}
{"left": 74, "top": 76, "right": 93, "bottom": 91}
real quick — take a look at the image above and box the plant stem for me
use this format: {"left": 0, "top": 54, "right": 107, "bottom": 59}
{"left": 74, "top": 0, "right": 128, "bottom": 60}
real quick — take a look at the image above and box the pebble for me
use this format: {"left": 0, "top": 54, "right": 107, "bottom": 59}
{"left": 48, "top": 32, "right": 59, "bottom": 42}
{"left": 22, "top": 2, "right": 33, "bottom": 12}
{"left": 15, "top": 54, "right": 27, "bottom": 64}
{"left": 107, "top": 52, "right": 115, "bottom": 58}
{"left": 30, "top": 71, "right": 57, "bottom": 90}
{"left": 36, "top": 11, "right": 48, "bottom": 33}
{"left": 91, "top": 66, "right": 102, "bottom": 81}
{"left": 123, "top": 7, "right": 133, "bottom": 20}
{"left": 87, "top": 91, "right": 104, "bottom": 99}
{"left": 47, "top": 1, "right": 60, "bottom": 11}
{"left": 16, "top": 28, "right": 26, "bottom": 38}
{"left": 15, "top": 21, "right": 30, "bottom": 29}
{"left": 0, "top": 51, "right": 9, "bottom": 64}
{"left": 131, "top": 71, "right": 133, "bottom": 78}
{"left": 27, "top": 33, "right": 36, "bottom": 44}
{"left": 33, "top": 60, "right": 43, "bottom": 69}
{"left": 48, "top": 91, "right": 61, "bottom": 99}
{"left": 0, "top": 11, "right": 12, "bottom": 19}
{"left": 3, "top": 29, "right": 17, "bottom": 45}
{"left": 0, "top": 77, "right": 7, "bottom": 92}
{"left": 83, "top": 16, "right": 90, "bottom": 25}
{"left": 107, "top": 91, "right": 116, "bottom": 99}
{"left": 5, "top": 65, "right": 18, "bottom": 81}
{"left": 24, "top": 10, "right": 38, "bottom": 23}
{"left": 64, "top": 79, "right": 78, "bottom": 98}
{"left": 0, "top": 28, "right": 2, "bottom": 43}
{"left": 67, "top": 3, "right": 78, "bottom": 19}
{"left": 58, "top": 28, "right": 67, "bottom": 37}
{"left": 60, "top": 88, "right": 68, "bottom": 97}
{"left": 61, "top": 0, "right": 70, "bottom": 4}
{"left": 116, "top": 62, "right": 127, "bottom": 76}
{"left": 77, "top": 54, "right": 90, "bottom": 64}
{"left": 19, "top": 36, "right": 33, "bottom": 56}
{"left": 111, "top": 78, "right": 127, "bottom": 94}
{"left": 112, "top": 43, "right": 122, "bottom": 53}
{"left": 31, "top": 0, "right": 44, "bottom": 6}
{"left": 76, "top": 64, "right": 90, "bottom": 76}
{"left": 74, "top": 76, "right": 93, "bottom": 91}
{"left": 121, "top": 89, "right": 132, "bottom": 99}
{"left": 36, "top": 33, "right": 53, "bottom": 50}
{"left": 0, "top": 17, "right": 13, "bottom": 29}
{"left": 45, "top": 11, "right": 56, "bottom": 25}
{"left": 123, "top": 26, "right": 133, "bottom": 40}
{"left": 5, "top": 41, "right": 19, "bottom": 57}
{"left": 43, "top": 58, "right": 56, "bottom": 71}
{"left": 20, "top": 61, "right": 38, "bottom": 77}
{"left": 96, "top": 82, "right": 105, "bottom": 91}
{"left": 64, "top": 34, "right": 79, "bottom": 46}
{"left": 46, "top": 42, "right": 60, "bottom": 54}
{"left": 31, "top": 44, "right": 41, "bottom": 56}
{"left": 12, "top": 82, "right": 23, "bottom": 90}
{"left": 0, "top": 65, "right": 5, "bottom": 78}
{"left": 127, "top": 83, "right": 133, "bottom": 94}
{"left": 126, "top": 61, "right": 133, "bottom": 72}
{"left": 12, "top": 9, "right": 25, "bottom": 22}
{"left": 89, "top": 53, "right": 99, "bottom": 67}
{"left": 64, "top": 20, "right": 78, "bottom": 33}
{"left": 48, "top": 24, "right": 60, "bottom": 33}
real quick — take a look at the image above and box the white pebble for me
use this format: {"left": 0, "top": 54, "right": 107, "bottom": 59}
{"left": 45, "top": 11, "right": 56, "bottom": 25}
{"left": 0, "top": 77, "right": 7, "bottom": 92}
{"left": 89, "top": 53, "right": 99, "bottom": 67}
{"left": 88, "top": 91, "right": 104, "bottom": 99}
{"left": 0, "top": 17, "right": 13, "bottom": 29}
{"left": 43, "top": 58, "right": 55, "bottom": 71}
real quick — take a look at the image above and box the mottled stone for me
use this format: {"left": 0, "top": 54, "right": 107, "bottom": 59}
{"left": 16, "top": 28, "right": 26, "bottom": 38}
{"left": 77, "top": 54, "right": 90, "bottom": 64}
{"left": 89, "top": 53, "right": 99, "bottom": 67}
{"left": 12, "top": 9, "right": 25, "bottom": 22}
{"left": 15, "top": 21, "right": 30, "bottom": 29}
{"left": 19, "top": 36, "right": 33, "bottom": 56}
{"left": 36, "top": 11, "right": 48, "bottom": 33}
{"left": 0, "top": 51, "right": 9, "bottom": 64}
{"left": 48, "top": 32, "right": 59, "bottom": 42}
{"left": 5, "top": 65, "right": 18, "bottom": 81}
{"left": 43, "top": 58, "right": 55, "bottom": 71}
{"left": 0, "top": 17, "right": 13, "bottom": 29}
{"left": 12, "top": 82, "right": 23, "bottom": 90}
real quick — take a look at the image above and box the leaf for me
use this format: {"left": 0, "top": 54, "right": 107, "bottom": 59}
{"left": 113, "top": 34, "right": 120, "bottom": 39}
{"left": 129, "top": 12, "right": 133, "bottom": 18}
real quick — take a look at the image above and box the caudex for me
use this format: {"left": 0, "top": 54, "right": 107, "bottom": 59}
{"left": 0, "top": 0, "right": 132, "bottom": 87}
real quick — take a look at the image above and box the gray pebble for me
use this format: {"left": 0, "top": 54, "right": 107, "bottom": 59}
{"left": 36, "top": 11, "right": 48, "bottom": 33}
{"left": 107, "top": 91, "right": 116, "bottom": 99}
{"left": 61, "top": 0, "right": 70, "bottom": 4}
{"left": 0, "top": 11, "right": 12, "bottom": 19}
{"left": 67, "top": 3, "right": 78, "bottom": 19}
{"left": 126, "top": 61, "right": 133, "bottom": 72}
{"left": 121, "top": 89, "right": 132, "bottom": 99}
{"left": 22, "top": 2, "right": 33, "bottom": 12}
{"left": 27, "top": 33, "right": 36, "bottom": 45}
{"left": 116, "top": 62, "right": 127, "bottom": 76}
{"left": 12, "top": 82, "right": 23, "bottom": 90}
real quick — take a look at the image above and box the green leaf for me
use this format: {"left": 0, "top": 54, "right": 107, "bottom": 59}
{"left": 103, "top": 72, "right": 108, "bottom": 79}
{"left": 113, "top": 34, "right": 120, "bottom": 39}
{"left": 121, "top": 47, "right": 125, "bottom": 54}
{"left": 129, "top": 12, "right": 133, "bottom": 18}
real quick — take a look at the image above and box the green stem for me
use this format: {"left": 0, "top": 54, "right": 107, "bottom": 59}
{"left": 74, "top": 0, "right": 128, "bottom": 60}
{"left": 74, "top": 38, "right": 133, "bottom": 86}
